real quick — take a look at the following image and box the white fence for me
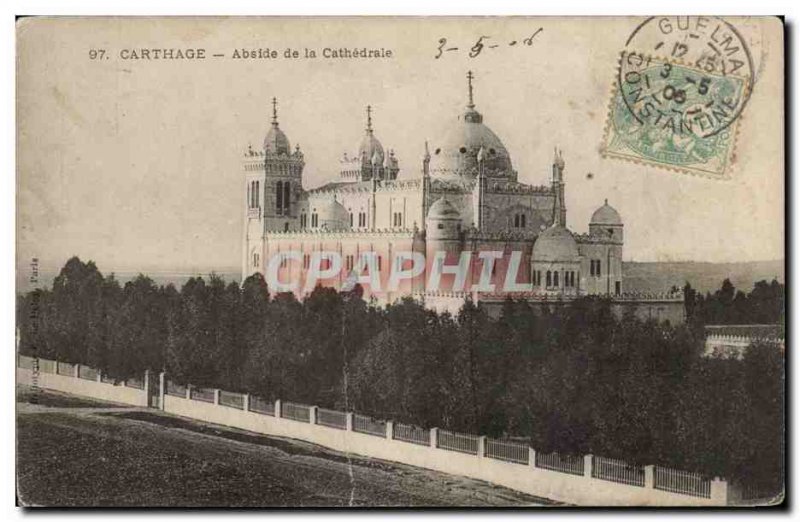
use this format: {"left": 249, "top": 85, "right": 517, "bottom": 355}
{"left": 392, "top": 423, "right": 430, "bottom": 446}
{"left": 353, "top": 413, "right": 386, "bottom": 437}
{"left": 437, "top": 429, "right": 479, "bottom": 455}
{"left": 485, "top": 438, "right": 529, "bottom": 465}
{"left": 654, "top": 466, "right": 711, "bottom": 498}
{"left": 281, "top": 401, "right": 311, "bottom": 423}
{"left": 316, "top": 408, "right": 347, "bottom": 430}
{"left": 536, "top": 451, "right": 585, "bottom": 476}
{"left": 592, "top": 455, "right": 645, "bottom": 487}
{"left": 16, "top": 355, "right": 731, "bottom": 506}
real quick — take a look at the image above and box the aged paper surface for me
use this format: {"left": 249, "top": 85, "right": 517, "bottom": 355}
{"left": 16, "top": 17, "right": 784, "bottom": 507}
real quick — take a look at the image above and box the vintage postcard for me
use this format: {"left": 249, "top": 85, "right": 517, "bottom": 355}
{"left": 16, "top": 16, "right": 784, "bottom": 507}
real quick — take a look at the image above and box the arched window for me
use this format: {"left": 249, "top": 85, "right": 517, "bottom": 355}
{"left": 521, "top": 214, "right": 526, "bottom": 228}
{"left": 276, "top": 181, "right": 283, "bottom": 214}
{"left": 546, "top": 270, "right": 552, "bottom": 287}
{"left": 311, "top": 210, "right": 318, "bottom": 228}
{"left": 255, "top": 181, "right": 260, "bottom": 208}
{"left": 553, "top": 271, "right": 559, "bottom": 287}
{"left": 514, "top": 214, "right": 520, "bottom": 227}
{"left": 283, "top": 181, "right": 290, "bottom": 214}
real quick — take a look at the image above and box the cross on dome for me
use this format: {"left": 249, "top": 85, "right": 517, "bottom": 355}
{"left": 366, "top": 105, "right": 373, "bottom": 133}
{"left": 467, "top": 70, "right": 475, "bottom": 109}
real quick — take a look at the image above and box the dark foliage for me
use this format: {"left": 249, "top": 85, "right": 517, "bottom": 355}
{"left": 16, "top": 258, "right": 783, "bottom": 492}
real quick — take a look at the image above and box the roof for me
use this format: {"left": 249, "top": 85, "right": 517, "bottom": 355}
{"left": 532, "top": 225, "right": 579, "bottom": 262}
{"left": 590, "top": 200, "right": 623, "bottom": 225}
{"left": 427, "top": 197, "right": 461, "bottom": 220}
{"left": 264, "top": 123, "right": 291, "bottom": 155}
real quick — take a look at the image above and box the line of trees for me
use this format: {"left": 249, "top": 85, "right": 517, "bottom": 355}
{"left": 17, "top": 257, "right": 783, "bottom": 494}
{"left": 683, "top": 278, "right": 785, "bottom": 327}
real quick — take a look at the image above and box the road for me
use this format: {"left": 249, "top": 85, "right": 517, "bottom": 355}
{"left": 16, "top": 386, "right": 556, "bottom": 507}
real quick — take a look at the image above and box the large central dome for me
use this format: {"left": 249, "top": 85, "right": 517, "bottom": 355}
{"left": 428, "top": 72, "right": 513, "bottom": 179}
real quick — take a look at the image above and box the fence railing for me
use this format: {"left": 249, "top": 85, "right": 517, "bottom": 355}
{"left": 18, "top": 355, "right": 34, "bottom": 369}
{"left": 101, "top": 373, "right": 117, "bottom": 384}
{"left": 316, "top": 408, "right": 347, "bottom": 430}
{"left": 392, "top": 423, "right": 430, "bottom": 446}
{"left": 166, "top": 380, "right": 186, "bottom": 398}
{"left": 535, "top": 451, "right": 585, "bottom": 476}
{"left": 248, "top": 396, "right": 275, "bottom": 416}
{"left": 437, "top": 429, "right": 479, "bottom": 455}
{"left": 78, "top": 365, "right": 98, "bottom": 381}
{"left": 485, "top": 438, "right": 529, "bottom": 465}
{"left": 219, "top": 390, "right": 244, "bottom": 410}
{"left": 57, "top": 362, "right": 75, "bottom": 377}
{"left": 352, "top": 414, "right": 386, "bottom": 437}
{"left": 281, "top": 402, "right": 311, "bottom": 423}
{"left": 39, "top": 358, "right": 55, "bottom": 374}
{"left": 592, "top": 455, "right": 645, "bottom": 487}
{"left": 189, "top": 386, "right": 214, "bottom": 402}
{"left": 654, "top": 466, "right": 711, "bottom": 498}
{"left": 125, "top": 376, "right": 144, "bottom": 390}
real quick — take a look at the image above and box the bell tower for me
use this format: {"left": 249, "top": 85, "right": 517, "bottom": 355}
{"left": 262, "top": 97, "right": 305, "bottom": 232}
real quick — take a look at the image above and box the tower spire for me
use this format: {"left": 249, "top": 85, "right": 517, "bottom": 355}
{"left": 271, "top": 97, "right": 278, "bottom": 126}
{"left": 366, "top": 105, "right": 373, "bottom": 133}
{"left": 467, "top": 70, "right": 475, "bottom": 109}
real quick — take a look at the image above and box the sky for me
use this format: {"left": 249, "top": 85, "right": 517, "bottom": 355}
{"left": 16, "top": 17, "right": 784, "bottom": 279}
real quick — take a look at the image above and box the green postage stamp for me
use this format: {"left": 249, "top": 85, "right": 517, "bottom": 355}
{"left": 602, "top": 16, "right": 754, "bottom": 179}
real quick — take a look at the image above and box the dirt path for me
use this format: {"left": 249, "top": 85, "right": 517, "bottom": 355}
{"left": 16, "top": 386, "right": 558, "bottom": 507}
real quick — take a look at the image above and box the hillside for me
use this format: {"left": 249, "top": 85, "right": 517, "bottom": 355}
{"left": 622, "top": 260, "right": 785, "bottom": 294}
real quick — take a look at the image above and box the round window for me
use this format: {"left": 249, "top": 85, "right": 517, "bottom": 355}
{"left": 435, "top": 148, "right": 441, "bottom": 155}
{"left": 459, "top": 146, "right": 467, "bottom": 154}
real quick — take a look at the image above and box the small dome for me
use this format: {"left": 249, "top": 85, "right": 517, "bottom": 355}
{"left": 264, "top": 125, "right": 291, "bottom": 155}
{"left": 533, "top": 225, "right": 579, "bottom": 262}
{"left": 315, "top": 199, "right": 350, "bottom": 230}
{"left": 357, "top": 105, "right": 385, "bottom": 166}
{"left": 264, "top": 97, "right": 291, "bottom": 155}
{"left": 427, "top": 197, "right": 461, "bottom": 220}
{"left": 590, "top": 200, "right": 622, "bottom": 226}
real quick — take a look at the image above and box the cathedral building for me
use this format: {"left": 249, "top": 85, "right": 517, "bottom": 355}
{"left": 241, "top": 73, "right": 683, "bottom": 322}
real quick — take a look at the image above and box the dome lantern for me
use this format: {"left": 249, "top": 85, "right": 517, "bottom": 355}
{"left": 263, "top": 97, "right": 291, "bottom": 155}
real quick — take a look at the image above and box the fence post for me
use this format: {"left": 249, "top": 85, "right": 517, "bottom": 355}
{"left": 74, "top": 363, "right": 80, "bottom": 378}
{"left": 710, "top": 477, "right": 728, "bottom": 505}
{"left": 213, "top": 389, "right": 220, "bottom": 405}
{"left": 143, "top": 369, "right": 151, "bottom": 403}
{"left": 478, "top": 436, "right": 487, "bottom": 458}
{"left": 158, "top": 372, "right": 165, "bottom": 410}
{"left": 186, "top": 384, "right": 192, "bottom": 400}
{"left": 529, "top": 448, "right": 537, "bottom": 468}
{"left": 430, "top": 428, "right": 438, "bottom": 448}
{"left": 242, "top": 393, "right": 250, "bottom": 412}
{"left": 644, "top": 465, "right": 655, "bottom": 489}
{"left": 96, "top": 370, "right": 102, "bottom": 383}
{"left": 583, "top": 454, "right": 593, "bottom": 478}
{"left": 345, "top": 412, "right": 353, "bottom": 431}
{"left": 309, "top": 406, "right": 317, "bottom": 425}
{"left": 274, "top": 399, "right": 282, "bottom": 419}
{"left": 385, "top": 420, "right": 393, "bottom": 440}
